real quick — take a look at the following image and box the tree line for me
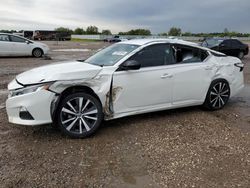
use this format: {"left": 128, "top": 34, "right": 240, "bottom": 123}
{"left": 55, "top": 26, "right": 151, "bottom": 35}
{"left": 1, "top": 26, "right": 250, "bottom": 37}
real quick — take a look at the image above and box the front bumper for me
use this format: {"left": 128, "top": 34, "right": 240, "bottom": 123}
{"left": 43, "top": 47, "right": 49, "bottom": 55}
{"left": 6, "top": 89, "right": 56, "bottom": 126}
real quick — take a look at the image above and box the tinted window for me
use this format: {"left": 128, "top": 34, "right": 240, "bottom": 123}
{"left": 231, "top": 40, "right": 242, "bottom": 46}
{"left": 202, "top": 39, "right": 223, "bottom": 48}
{"left": 221, "top": 40, "right": 231, "bottom": 46}
{"left": 172, "top": 45, "right": 208, "bottom": 63}
{"left": 0, "top": 34, "right": 10, "bottom": 41}
{"left": 128, "top": 44, "right": 174, "bottom": 67}
{"left": 10, "top": 35, "right": 26, "bottom": 43}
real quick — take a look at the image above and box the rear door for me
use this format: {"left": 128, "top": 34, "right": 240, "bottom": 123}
{"left": 219, "top": 40, "right": 233, "bottom": 56}
{"left": 231, "top": 39, "right": 242, "bottom": 56}
{"left": 170, "top": 44, "right": 212, "bottom": 105}
{"left": 0, "top": 34, "right": 12, "bottom": 56}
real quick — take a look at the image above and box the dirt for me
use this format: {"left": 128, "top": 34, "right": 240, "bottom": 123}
{"left": 0, "top": 41, "right": 250, "bottom": 188}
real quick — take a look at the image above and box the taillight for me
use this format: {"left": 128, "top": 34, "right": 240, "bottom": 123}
{"left": 234, "top": 63, "right": 244, "bottom": 72}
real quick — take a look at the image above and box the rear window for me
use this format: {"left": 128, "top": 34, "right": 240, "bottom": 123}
{"left": 202, "top": 39, "right": 223, "bottom": 48}
{"left": 173, "top": 44, "right": 209, "bottom": 63}
{"left": 0, "top": 34, "right": 10, "bottom": 41}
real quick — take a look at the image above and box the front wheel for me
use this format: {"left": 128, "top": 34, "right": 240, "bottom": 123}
{"left": 203, "top": 80, "right": 230, "bottom": 110}
{"left": 32, "top": 48, "right": 43, "bottom": 58}
{"left": 57, "top": 93, "right": 103, "bottom": 138}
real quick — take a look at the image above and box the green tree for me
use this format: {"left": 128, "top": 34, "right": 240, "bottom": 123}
{"left": 168, "top": 27, "right": 182, "bottom": 36}
{"left": 118, "top": 29, "right": 151, "bottom": 35}
{"left": 74, "top": 28, "right": 85, "bottom": 34}
{"left": 182, "top": 32, "right": 192, "bottom": 36}
{"left": 55, "top": 27, "right": 73, "bottom": 34}
{"left": 86, "top": 26, "right": 99, "bottom": 34}
{"left": 101, "top": 29, "right": 112, "bottom": 35}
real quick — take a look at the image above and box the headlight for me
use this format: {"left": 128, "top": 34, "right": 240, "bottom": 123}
{"left": 9, "top": 82, "right": 53, "bottom": 97}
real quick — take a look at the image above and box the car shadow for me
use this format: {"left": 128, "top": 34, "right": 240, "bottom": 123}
{"left": 26, "top": 105, "right": 202, "bottom": 140}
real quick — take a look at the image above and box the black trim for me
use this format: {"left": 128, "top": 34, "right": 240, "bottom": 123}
{"left": 19, "top": 111, "right": 34, "bottom": 120}
{"left": 15, "top": 79, "right": 55, "bottom": 87}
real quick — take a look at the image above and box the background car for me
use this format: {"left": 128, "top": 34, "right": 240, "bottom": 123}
{"left": 201, "top": 38, "right": 249, "bottom": 59}
{"left": 0, "top": 33, "right": 49, "bottom": 57}
{"left": 6, "top": 39, "right": 244, "bottom": 138}
{"left": 104, "top": 35, "right": 128, "bottom": 43}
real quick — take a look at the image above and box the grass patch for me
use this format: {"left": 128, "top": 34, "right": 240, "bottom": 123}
{"left": 71, "top": 38, "right": 101, "bottom": 42}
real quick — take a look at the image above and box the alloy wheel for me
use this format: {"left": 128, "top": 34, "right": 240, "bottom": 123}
{"left": 33, "top": 49, "right": 42, "bottom": 57}
{"left": 209, "top": 82, "right": 230, "bottom": 109}
{"left": 60, "top": 96, "right": 99, "bottom": 135}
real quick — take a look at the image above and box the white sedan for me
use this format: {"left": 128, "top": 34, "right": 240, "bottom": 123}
{"left": 0, "top": 33, "right": 49, "bottom": 57}
{"left": 6, "top": 39, "right": 244, "bottom": 138}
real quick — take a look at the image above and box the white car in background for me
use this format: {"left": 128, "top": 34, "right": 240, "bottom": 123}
{"left": 0, "top": 33, "right": 49, "bottom": 57}
{"left": 6, "top": 39, "right": 244, "bottom": 138}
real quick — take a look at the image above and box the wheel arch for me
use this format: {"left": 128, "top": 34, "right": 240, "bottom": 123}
{"left": 206, "top": 78, "right": 231, "bottom": 96}
{"left": 51, "top": 85, "right": 102, "bottom": 123}
{"left": 203, "top": 78, "right": 231, "bottom": 108}
{"left": 32, "top": 47, "right": 44, "bottom": 56}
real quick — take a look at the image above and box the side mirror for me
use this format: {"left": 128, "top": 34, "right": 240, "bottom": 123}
{"left": 220, "top": 43, "right": 225, "bottom": 47}
{"left": 25, "top": 40, "right": 30, "bottom": 44}
{"left": 121, "top": 60, "right": 141, "bottom": 70}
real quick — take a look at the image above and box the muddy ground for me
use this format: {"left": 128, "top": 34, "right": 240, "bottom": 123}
{"left": 0, "top": 41, "right": 250, "bottom": 188}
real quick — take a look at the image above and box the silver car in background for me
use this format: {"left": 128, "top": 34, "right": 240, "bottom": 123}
{"left": 0, "top": 33, "right": 49, "bottom": 57}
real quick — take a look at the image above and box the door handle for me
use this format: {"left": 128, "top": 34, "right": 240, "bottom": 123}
{"left": 161, "top": 73, "right": 173, "bottom": 79}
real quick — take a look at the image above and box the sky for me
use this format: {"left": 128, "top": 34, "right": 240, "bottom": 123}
{"left": 0, "top": 0, "right": 250, "bottom": 34}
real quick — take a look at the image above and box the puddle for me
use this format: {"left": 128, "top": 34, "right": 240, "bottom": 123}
{"left": 53, "top": 49, "right": 91, "bottom": 52}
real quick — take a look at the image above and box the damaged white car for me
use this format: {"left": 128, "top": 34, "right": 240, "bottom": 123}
{"left": 6, "top": 39, "right": 244, "bottom": 138}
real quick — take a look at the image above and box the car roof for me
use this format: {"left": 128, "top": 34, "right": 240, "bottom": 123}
{"left": 0, "top": 32, "right": 11, "bottom": 35}
{"left": 121, "top": 38, "right": 225, "bottom": 56}
{"left": 120, "top": 38, "right": 198, "bottom": 46}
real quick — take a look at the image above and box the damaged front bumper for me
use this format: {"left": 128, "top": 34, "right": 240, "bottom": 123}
{"left": 6, "top": 89, "right": 56, "bottom": 126}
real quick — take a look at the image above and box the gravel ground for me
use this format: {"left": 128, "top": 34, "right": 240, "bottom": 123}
{"left": 0, "top": 41, "right": 249, "bottom": 188}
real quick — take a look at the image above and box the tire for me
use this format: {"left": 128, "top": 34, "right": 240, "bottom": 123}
{"left": 203, "top": 79, "right": 230, "bottom": 110}
{"left": 32, "top": 48, "right": 43, "bottom": 58}
{"left": 238, "top": 51, "right": 244, "bottom": 59}
{"left": 57, "top": 92, "right": 103, "bottom": 138}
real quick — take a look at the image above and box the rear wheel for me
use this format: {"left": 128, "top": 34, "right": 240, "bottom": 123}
{"left": 57, "top": 92, "right": 103, "bottom": 138}
{"left": 203, "top": 80, "right": 230, "bottom": 110}
{"left": 238, "top": 51, "right": 244, "bottom": 59}
{"left": 32, "top": 48, "right": 43, "bottom": 58}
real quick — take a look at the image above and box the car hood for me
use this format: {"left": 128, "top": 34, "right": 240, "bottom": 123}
{"left": 16, "top": 61, "right": 102, "bottom": 85}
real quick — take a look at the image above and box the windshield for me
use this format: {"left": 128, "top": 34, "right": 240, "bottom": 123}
{"left": 85, "top": 43, "right": 140, "bottom": 66}
{"left": 202, "top": 39, "right": 223, "bottom": 48}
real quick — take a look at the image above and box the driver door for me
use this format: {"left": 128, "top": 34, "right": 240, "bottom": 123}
{"left": 112, "top": 43, "right": 175, "bottom": 114}
{"left": 9, "top": 35, "right": 32, "bottom": 55}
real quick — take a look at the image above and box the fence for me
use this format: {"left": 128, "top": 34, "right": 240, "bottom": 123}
{"left": 71, "top": 35, "right": 250, "bottom": 41}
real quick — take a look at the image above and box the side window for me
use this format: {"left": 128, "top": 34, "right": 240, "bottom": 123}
{"left": 172, "top": 45, "right": 208, "bottom": 64}
{"left": 221, "top": 40, "right": 231, "bottom": 47}
{"left": 128, "top": 44, "right": 174, "bottom": 68}
{"left": 0, "top": 35, "right": 10, "bottom": 42}
{"left": 231, "top": 40, "right": 242, "bottom": 46}
{"left": 10, "top": 35, "right": 26, "bottom": 43}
